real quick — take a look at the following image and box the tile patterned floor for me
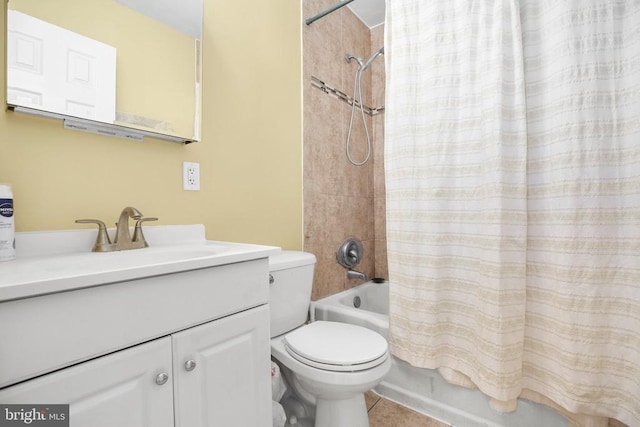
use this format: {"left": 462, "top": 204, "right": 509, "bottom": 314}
{"left": 366, "top": 392, "right": 449, "bottom": 427}
{"left": 366, "top": 391, "right": 629, "bottom": 427}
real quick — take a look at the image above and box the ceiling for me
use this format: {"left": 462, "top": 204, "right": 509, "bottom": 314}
{"left": 116, "top": 0, "right": 385, "bottom": 36}
{"left": 348, "top": 0, "right": 385, "bottom": 28}
{"left": 115, "top": 0, "right": 203, "bottom": 38}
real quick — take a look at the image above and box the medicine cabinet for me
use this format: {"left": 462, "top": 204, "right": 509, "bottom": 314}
{"left": 5, "top": 0, "right": 202, "bottom": 143}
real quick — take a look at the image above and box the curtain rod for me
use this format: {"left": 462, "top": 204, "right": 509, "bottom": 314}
{"left": 305, "top": 0, "right": 355, "bottom": 25}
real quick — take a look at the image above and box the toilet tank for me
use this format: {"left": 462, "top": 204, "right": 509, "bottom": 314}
{"left": 269, "top": 251, "right": 316, "bottom": 337}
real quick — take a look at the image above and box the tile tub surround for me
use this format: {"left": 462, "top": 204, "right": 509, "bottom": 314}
{"left": 303, "top": 0, "right": 387, "bottom": 300}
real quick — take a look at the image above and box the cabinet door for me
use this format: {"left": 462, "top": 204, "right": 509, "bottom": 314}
{"left": 0, "top": 337, "right": 174, "bottom": 427}
{"left": 173, "top": 305, "right": 271, "bottom": 427}
{"left": 7, "top": 10, "right": 117, "bottom": 122}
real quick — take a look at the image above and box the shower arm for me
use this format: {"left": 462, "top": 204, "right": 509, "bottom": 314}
{"left": 305, "top": 0, "right": 355, "bottom": 25}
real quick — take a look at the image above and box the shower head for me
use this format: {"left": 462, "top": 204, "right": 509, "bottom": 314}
{"left": 345, "top": 53, "right": 364, "bottom": 68}
{"left": 345, "top": 46, "right": 384, "bottom": 71}
{"left": 361, "top": 46, "right": 384, "bottom": 71}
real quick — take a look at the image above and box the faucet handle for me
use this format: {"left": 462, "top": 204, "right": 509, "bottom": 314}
{"left": 133, "top": 217, "right": 158, "bottom": 247}
{"left": 75, "top": 219, "right": 113, "bottom": 252}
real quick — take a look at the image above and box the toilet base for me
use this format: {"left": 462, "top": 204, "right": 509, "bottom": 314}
{"left": 315, "top": 394, "right": 369, "bottom": 427}
{"left": 275, "top": 361, "right": 371, "bottom": 427}
{"left": 271, "top": 330, "right": 390, "bottom": 427}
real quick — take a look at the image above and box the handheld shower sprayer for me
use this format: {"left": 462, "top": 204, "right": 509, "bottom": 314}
{"left": 362, "top": 47, "right": 384, "bottom": 71}
{"left": 344, "top": 46, "right": 384, "bottom": 166}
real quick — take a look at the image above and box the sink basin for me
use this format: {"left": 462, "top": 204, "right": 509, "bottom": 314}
{"left": 0, "top": 226, "right": 281, "bottom": 302}
{"left": 26, "top": 244, "right": 224, "bottom": 273}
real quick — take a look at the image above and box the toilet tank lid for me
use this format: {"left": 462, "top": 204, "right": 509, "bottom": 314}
{"left": 269, "top": 251, "right": 316, "bottom": 271}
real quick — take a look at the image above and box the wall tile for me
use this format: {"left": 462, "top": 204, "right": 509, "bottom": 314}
{"left": 303, "top": 0, "right": 386, "bottom": 299}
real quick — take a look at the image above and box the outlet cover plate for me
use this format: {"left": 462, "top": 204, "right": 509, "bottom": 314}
{"left": 183, "top": 161, "right": 200, "bottom": 191}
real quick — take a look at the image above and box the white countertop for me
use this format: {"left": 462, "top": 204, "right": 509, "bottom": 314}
{"left": 0, "top": 224, "right": 280, "bottom": 302}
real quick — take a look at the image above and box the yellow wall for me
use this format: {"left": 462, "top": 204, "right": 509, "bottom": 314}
{"left": 0, "top": 0, "right": 303, "bottom": 250}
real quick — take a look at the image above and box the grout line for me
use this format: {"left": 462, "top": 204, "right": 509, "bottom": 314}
{"left": 367, "top": 395, "right": 383, "bottom": 413}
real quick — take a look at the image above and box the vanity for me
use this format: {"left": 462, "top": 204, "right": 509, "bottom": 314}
{"left": 0, "top": 225, "right": 279, "bottom": 426}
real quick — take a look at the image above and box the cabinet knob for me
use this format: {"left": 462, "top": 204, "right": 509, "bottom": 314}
{"left": 155, "top": 372, "right": 169, "bottom": 385}
{"left": 185, "top": 359, "right": 197, "bottom": 372}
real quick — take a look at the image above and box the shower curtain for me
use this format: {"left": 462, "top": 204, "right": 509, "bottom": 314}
{"left": 384, "top": 1, "right": 640, "bottom": 425}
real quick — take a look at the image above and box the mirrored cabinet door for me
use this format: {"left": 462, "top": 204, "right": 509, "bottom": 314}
{"left": 5, "top": 0, "right": 203, "bottom": 143}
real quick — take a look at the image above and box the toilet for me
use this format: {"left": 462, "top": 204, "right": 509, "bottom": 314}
{"left": 269, "top": 251, "right": 391, "bottom": 427}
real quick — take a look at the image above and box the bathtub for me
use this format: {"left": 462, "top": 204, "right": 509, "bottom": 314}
{"left": 312, "top": 281, "right": 389, "bottom": 339}
{"left": 311, "top": 281, "right": 568, "bottom": 427}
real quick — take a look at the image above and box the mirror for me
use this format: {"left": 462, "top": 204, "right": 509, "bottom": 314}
{"left": 6, "top": 0, "right": 202, "bottom": 143}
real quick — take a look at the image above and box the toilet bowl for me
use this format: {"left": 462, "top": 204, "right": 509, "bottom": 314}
{"left": 272, "top": 322, "right": 391, "bottom": 427}
{"left": 269, "top": 251, "right": 390, "bottom": 427}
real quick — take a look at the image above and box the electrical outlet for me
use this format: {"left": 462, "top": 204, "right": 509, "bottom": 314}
{"left": 183, "top": 161, "right": 200, "bottom": 191}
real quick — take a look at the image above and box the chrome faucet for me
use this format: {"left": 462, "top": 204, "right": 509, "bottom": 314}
{"left": 76, "top": 206, "right": 157, "bottom": 252}
{"left": 347, "top": 269, "right": 367, "bottom": 281}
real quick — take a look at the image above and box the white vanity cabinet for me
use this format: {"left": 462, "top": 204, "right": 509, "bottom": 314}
{"left": 0, "top": 337, "right": 175, "bottom": 427}
{"left": 0, "top": 306, "right": 271, "bottom": 427}
{"left": 173, "top": 305, "right": 271, "bottom": 427}
{"left": 0, "top": 233, "right": 278, "bottom": 427}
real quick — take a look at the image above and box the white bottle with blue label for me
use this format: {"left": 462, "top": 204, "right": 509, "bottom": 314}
{"left": 0, "top": 184, "right": 16, "bottom": 261}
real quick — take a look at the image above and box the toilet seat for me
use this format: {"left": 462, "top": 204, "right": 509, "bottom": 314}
{"left": 283, "top": 321, "right": 388, "bottom": 372}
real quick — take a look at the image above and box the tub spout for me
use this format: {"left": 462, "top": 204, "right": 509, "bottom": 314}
{"left": 347, "top": 269, "right": 367, "bottom": 281}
